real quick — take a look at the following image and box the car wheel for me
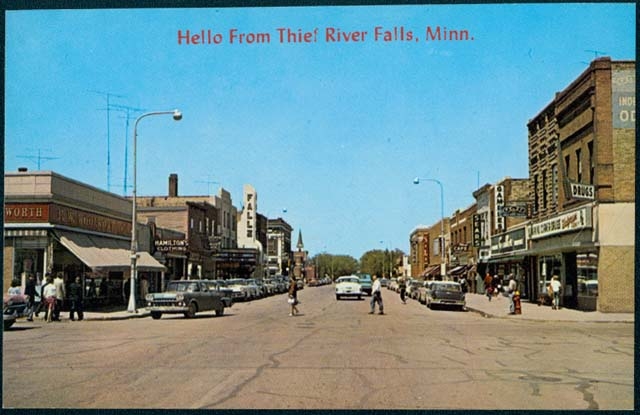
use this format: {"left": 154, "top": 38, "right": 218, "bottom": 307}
{"left": 358, "top": 295, "right": 361, "bottom": 300}
{"left": 184, "top": 302, "right": 197, "bottom": 318}
{"left": 336, "top": 295, "right": 340, "bottom": 300}
{"left": 151, "top": 311, "right": 162, "bottom": 320}
{"left": 426, "top": 300, "right": 431, "bottom": 309}
{"left": 4, "top": 318, "right": 15, "bottom": 330}
{"left": 215, "top": 308, "right": 224, "bottom": 316}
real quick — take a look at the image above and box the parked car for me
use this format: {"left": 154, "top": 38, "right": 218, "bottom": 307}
{"left": 425, "top": 281, "right": 466, "bottom": 311}
{"left": 335, "top": 275, "right": 362, "bottom": 300}
{"left": 202, "top": 280, "right": 234, "bottom": 308}
{"left": 407, "top": 280, "right": 424, "bottom": 300}
{"left": 3, "top": 294, "right": 31, "bottom": 329}
{"left": 146, "top": 280, "right": 226, "bottom": 319}
{"left": 227, "top": 279, "right": 250, "bottom": 301}
{"left": 416, "top": 281, "right": 430, "bottom": 304}
{"left": 379, "top": 277, "right": 390, "bottom": 288}
{"left": 356, "top": 273, "right": 372, "bottom": 296}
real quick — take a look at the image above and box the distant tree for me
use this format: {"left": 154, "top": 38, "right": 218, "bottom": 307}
{"left": 359, "top": 250, "right": 385, "bottom": 277}
{"left": 310, "top": 253, "right": 358, "bottom": 280}
{"left": 360, "top": 248, "right": 406, "bottom": 278}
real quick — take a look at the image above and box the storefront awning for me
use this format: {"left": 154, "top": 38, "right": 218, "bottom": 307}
{"left": 55, "top": 230, "right": 166, "bottom": 272}
{"left": 449, "top": 265, "right": 469, "bottom": 275}
{"left": 421, "top": 265, "right": 441, "bottom": 278}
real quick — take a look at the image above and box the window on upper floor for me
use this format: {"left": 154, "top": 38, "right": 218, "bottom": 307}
{"left": 576, "top": 149, "right": 582, "bottom": 183}
{"left": 542, "top": 169, "right": 548, "bottom": 210}
{"left": 587, "top": 141, "right": 594, "bottom": 185}
{"left": 552, "top": 164, "right": 558, "bottom": 208}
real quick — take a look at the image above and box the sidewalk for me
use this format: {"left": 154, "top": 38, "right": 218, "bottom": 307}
{"left": 464, "top": 293, "right": 634, "bottom": 323}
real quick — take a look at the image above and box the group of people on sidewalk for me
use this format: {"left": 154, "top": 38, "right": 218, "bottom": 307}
{"left": 483, "top": 272, "right": 563, "bottom": 314}
{"left": 7, "top": 272, "right": 85, "bottom": 323}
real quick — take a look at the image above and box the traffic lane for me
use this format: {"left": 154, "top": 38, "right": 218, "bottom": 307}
{"left": 2, "top": 285, "right": 633, "bottom": 409}
{"left": 206, "top": 287, "right": 633, "bottom": 410}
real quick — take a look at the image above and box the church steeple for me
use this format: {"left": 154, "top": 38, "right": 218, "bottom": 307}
{"left": 296, "top": 229, "right": 304, "bottom": 251}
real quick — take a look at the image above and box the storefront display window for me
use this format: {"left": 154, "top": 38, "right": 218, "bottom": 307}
{"left": 538, "top": 255, "right": 562, "bottom": 296}
{"left": 577, "top": 252, "right": 598, "bottom": 297}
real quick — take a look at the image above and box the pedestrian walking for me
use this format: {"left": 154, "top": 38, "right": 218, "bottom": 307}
{"left": 53, "top": 273, "right": 66, "bottom": 321}
{"left": 369, "top": 274, "right": 384, "bottom": 314}
{"left": 507, "top": 275, "right": 517, "bottom": 314}
{"left": 484, "top": 273, "right": 493, "bottom": 301}
{"left": 459, "top": 275, "right": 468, "bottom": 294}
{"left": 41, "top": 275, "right": 57, "bottom": 323}
{"left": 68, "top": 276, "right": 84, "bottom": 321}
{"left": 24, "top": 273, "right": 37, "bottom": 321}
{"left": 550, "top": 275, "right": 562, "bottom": 310}
{"left": 35, "top": 273, "right": 51, "bottom": 318}
{"left": 288, "top": 277, "right": 299, "bottom": 316}
{"left": 398, "top": 276, "right": 407, "bottom": 304}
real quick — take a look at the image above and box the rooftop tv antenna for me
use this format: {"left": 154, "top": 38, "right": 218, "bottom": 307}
{"left": 585, "top": 49, "right": 607, "bottom": 59}
{"left": 112, "top": 103, "right": 146, "bottom": 196}
{"left": 195, "top": 177, "right": 220, "bottom": 195}
{"left": 90, "top": 89, "right": 126, "bottom": 192}
{"left": 17, "top": 148, "right": 60, "bottom": 170}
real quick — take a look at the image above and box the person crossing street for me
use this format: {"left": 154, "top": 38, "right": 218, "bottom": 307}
{"left": 368, "top": 274, "right": 384, "bottom": 315}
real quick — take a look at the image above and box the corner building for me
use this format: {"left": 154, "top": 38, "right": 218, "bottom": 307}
{"left": 526, "top": 57, "right": 635, "bottom": 312}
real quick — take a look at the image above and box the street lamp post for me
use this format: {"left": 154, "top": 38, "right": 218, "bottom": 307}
{"left": 128, "top": 109, "right": 182, "bottom": 313}
{"left": 413, "top": 177, "right": 446, "bottom": 278}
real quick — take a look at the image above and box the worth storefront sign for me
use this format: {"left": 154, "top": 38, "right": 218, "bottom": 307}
{"left": 4, "top": 203, "right": 131, "bottom": 237}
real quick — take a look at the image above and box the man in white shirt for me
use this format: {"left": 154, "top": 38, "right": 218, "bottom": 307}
{"left": 53, "top": 273, "right": 66, "bottom": 321}
{"left": 368, "top": 274, "right": 384, "bottom": 315}
{"left": 507, "top": 275, "right": 518, "bottom": 314}
{"left": 550, "top": 275, "right": 562, "bottom": 310}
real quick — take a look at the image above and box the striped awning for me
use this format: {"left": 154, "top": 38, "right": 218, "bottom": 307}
{"left": 421, "top": 265, "right": 441, "bottom": 278}
{"left": 54, "top": 230, "right": 166, "bottom": 272}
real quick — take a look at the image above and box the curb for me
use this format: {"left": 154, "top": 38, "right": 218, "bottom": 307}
{"left": 465, "top": 306, "right": 634, "bottom": 324}
{"left": 85, "top": 312, "right": 150, "bottom": 321}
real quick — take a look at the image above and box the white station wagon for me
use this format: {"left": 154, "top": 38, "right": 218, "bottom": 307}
{"left": 335, "top": 275, "right": 362, "bottom": 300}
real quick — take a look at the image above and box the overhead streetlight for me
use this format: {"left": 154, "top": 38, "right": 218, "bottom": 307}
{"left": 413, "top": 177, "right": 446, "bottom": 278}
{"left": 129, "top": 109, "right": 182, "bottom": 313}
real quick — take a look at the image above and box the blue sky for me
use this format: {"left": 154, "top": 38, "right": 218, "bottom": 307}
{"left": 4, "top": 3, "right": 635, "bottom": 259}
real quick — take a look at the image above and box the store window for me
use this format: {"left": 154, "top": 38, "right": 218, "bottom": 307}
{"left": 538, "top": 255, "right": 562, "bottom": 295}
{"left": 577, "top": 252, "right": 598, "bottom": 297}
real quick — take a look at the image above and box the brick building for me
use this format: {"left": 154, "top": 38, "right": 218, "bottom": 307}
{"left": 4, "top": 169, "right": 165, "bottom": 305}
{"left": 526, "top": 57, "right": 635, "bottom": 312}
{"left": 409, "top": 217, "right": 450, "bottom": 279}
{"left": 136, "top": 174, "right": 219, "bottom": 280}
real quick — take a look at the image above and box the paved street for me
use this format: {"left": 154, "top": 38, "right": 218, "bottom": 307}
{"left": 3, "top": 285, "right": 634, "bottom": 410}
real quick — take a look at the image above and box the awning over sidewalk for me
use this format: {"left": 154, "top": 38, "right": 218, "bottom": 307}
{"left": 449, "top": 265, "right": 469, "bottom": 275}
{"left": 55, "top": 230, "right": 166, "bottom": 272}
{"left": 421, "top": 265, "right": 441, "bottom": 278}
